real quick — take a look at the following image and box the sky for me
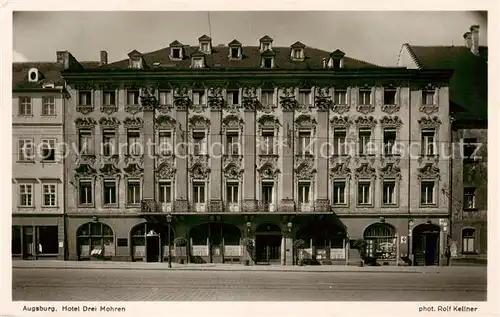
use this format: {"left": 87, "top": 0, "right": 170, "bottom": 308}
{"left": 13, "top": 11, "right": 487, "bottom": 66}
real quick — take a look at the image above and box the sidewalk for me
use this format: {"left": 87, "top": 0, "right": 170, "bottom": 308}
{"left": 12, "top": 260, "right": 486, "bottom": 273}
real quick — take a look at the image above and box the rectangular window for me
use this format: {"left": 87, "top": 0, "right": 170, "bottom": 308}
{"left": 192, "top": 131, "right": 206, "bottom": 155}
{"left": 262, "top": 43, "right": 270, "bottom": 51}
{"left": 40, "top": 139, "right": 56, "bottom": 161}
{"left": 41, "top": 184, "right": 57, "bottom": 207}
{"left": 158, "top": 130, "right": 173, "bottom": 156}
{"left": 298, "top": 90, "right": 311, "bottom": 105}
{"left": 127, "top": 90, "right": 139, "bottom": 105}
{"left": 192, "top": 91, "right": 206, "bottom": 105}
{"left": 226, "top": 183, "right": 239, "bottom": 203}
{"left": 382, "top": 181, "right": 396, "bottom": 205}
{"left": 201, "top": 43, "right": 209, "bottom": 52}
{"left": 159, "top": 181, "right": 172, "bottom": 203}
{"left": 131, "top": 59, "right": 141, "bottom": 69}
{"left": 333, "top": 59, "right": 341, "bottom": 69}
{"left": 103, "top": 91, "right": 116, "bottom": 105}
{"left": 172, "top": 48, "right": 180, "bottom": 59}
{"left": 334, "top": 90, "right": 347, "bottom": 105}
{"left": 79, "top": 130, "right": 93, "bottom": 155}
{"left": 227, "top": 90, "right": 239, "bottom": 105}
{"left": 102, "top": 130, "right": 116, "bottom": 156}
{"left": 127, "top": 130, "right": 141, "bottom": 156}
{"left": 261, "top": 130, "right": 274, "bottom": 155}
{"left": 79, "top": 91, "right": 92, "bottom": 105}
{"left": 359, "top": 90, "right": 371, "bottom": 105}
{"left": 359, "top": 129, "right": 372, "bottom": 155}
{"left": 298, "top": 131, "right": 312, "bottom": 155}
{"left": 420, "top": 181, "right": 435, "bottom": 205}
{"left": 333, "top": 181, "right": 346, "bottom": 205}
{"left": 293, "top": 49, "right": 302, "bottom": 59}
{"left": 384, "top": 129, "right": 397, "bottom": 156}
{"left": 231, "top": 48, "right": 239, "bottom": 58}
{"left": 42, "top": 96, "right": 56, "bottom": 116}
{"left": 463, "top": 138, "right": 478, "bottom": 161}
{"left": 261, "top": 91, "right": 274, "bottom": 105}
{"left": 79, "top": 180, "right": 92, "bottom": 205}
{"left": 384, "top": 89, "right": 396, "bottom": 105}
{"left": 358, "top": 181, "right": 371, "bottom": 205}
{"left": 18, "top": 97, "right": 32, "bottom": 116}
{"left": 103, "top": 180, "right": 117, "bottom": 205}
{"left": 298, "top": 182, "right": 311, "bottom": 204}
{"left": 333, "top": 129, "right": 347, "bottom": 156}
{"left": 226, "top": 132, "right": 239, "bottom": 155}
{"left": 423, "top": 91, "right": 435, "bottom": 105}
{"left": 464, "top": 187, "right": 476, "bottom": 209}
{"left": 263, "top": 58, "right": 273, "bottom": 68}
{"left": 193, "top": 182, "right": 205, "bottom": 203}
{"left": 127, "top": 180, "right": 141, "bottom": 204}
{"left": 462, "top": 229, "right": 475, "bottom": 253}
{"left": 262, "top": 183, "right": 274, "bottom": 203}
{"left": 421, "top": 130, "right": 436, "bottom": 156}
{"left": 19, "top": 184, "right": 33, "bottom": 207}
{"left": 18, "top": 139, "right": 34, "bottom": 161}
{"left": 192, "top": 58, "right": 204, "bottom": 68}
{"left": 159, "top": 91, "right": 173, "bottom": 105}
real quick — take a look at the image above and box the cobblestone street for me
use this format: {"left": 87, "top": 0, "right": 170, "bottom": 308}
{"left": 12, "top": 265, "right": 486, "bottom": 301}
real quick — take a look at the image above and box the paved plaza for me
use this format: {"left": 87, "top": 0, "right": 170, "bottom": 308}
{"left": 12, "top": 261, "right": 487, "bottom": 301}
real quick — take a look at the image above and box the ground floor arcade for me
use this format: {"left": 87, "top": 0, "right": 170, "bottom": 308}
{"left": 13, "top": 214, "right": 450, "bottom": 266}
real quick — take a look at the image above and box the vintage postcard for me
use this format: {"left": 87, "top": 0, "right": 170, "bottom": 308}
{"left": 0, "top": 2, "right": 496, "bottom": 317}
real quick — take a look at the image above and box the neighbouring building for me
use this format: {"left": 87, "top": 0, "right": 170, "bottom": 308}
{"left": 398, "top": 25, "right": 488, "bottom": 265}
{"left": 12, "top": 61, "right": 68, "bottom": 260}
{"left": 59, "top": 35, "right": 453, "bottom": 265}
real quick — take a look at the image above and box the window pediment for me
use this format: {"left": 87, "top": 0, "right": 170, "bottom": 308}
{"left": 418, "top": 163, "right": 440, "bottom": 180}
{"left": 355, "top": 163, "right": 376, "bottom": 179}
{"left": 330, "top": 163, "right": 351, "bottom": 179}
{"left": 123, "top": 117, "right": 144, "bottom": 129}
{"left": 75, "top": 117, "right": 97, "bottom": 128}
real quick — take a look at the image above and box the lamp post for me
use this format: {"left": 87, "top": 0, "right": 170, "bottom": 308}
{"left": 166, "top": 212, "right": 172, "bottom": 268}
{"left": 284, "top": 222, "right": 292, "bottom": 266}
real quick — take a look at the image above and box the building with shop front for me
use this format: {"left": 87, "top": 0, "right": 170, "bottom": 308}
{"left": 398, "top": 25, "right": 488, "bottom": 265}
{"left": 59, "top": 35, "right": 453, "bottom": 265}
{"left": 11, "top": 62, "right": 66, "bottom": 259}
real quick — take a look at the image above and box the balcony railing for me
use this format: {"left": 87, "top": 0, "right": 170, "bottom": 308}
{"left": 257, "top": 202, "right": 277, "bottom": 212}
{"left": 141, "top": 200, "right": 331, "bottom": 213}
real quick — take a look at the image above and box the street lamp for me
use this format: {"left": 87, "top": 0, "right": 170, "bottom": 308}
{"left": 166, "top": 212, "right": 172, "bottom": 268}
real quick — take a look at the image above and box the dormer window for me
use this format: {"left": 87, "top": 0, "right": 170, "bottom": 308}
{"left": 259, "top": 35, "right": 274, "bottom": 52}
{"left": 128, "top": 50, "right": 143, "bottom": 69}
{"left": 228, "top": 39, "right": 242, "bottom": 60}
{"left": 328, "top": 49, "right": 345, "bottom": 69}
{"left": 198, "top": 34, "right": 212, "bottom": 54}
{"left": 192, "top": 57, "right": 205, "bottom": 68}
{"left": 169, "top": 40, "right": 184, "bottom": 60}
{"left": 290, "top": 41, "right": 306, "bottom": 61}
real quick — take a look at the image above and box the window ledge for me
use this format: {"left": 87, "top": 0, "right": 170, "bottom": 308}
{"left": 41, "top": 115, "right": 57, "bottom": 118}
{"left": 126, "top": 204, "right": 141, "bottom": 208}
{"left": 17, "top": 206, "right": 35, "bottom": 209}
{"left": 16, "top": 160, "right": 35, "bottom": 164}
{"left": 102, "top": 204, "right": 119, "bottom": 208}
{"left": 461, "top": 252, "right": 479, "bottom": 255}
{"left": 420, "top": 203, "right": 437, "bottom": 207}
{"left": 18, "top": 114, "right": 34, "bottom": 118}
{"left": 357, "top": 203, "right": 374, "bottom": 207}
{"left": 78, "top": 204, "right": 94, "bottom": 208}
{"left": 463, "top": 208, "right": 478, "bottom": 212}
{"left": 41, "top": 160, "right": 58, "bottom": 164}
{"left": 41, "top": 206, "right": 59, "bottom": 209}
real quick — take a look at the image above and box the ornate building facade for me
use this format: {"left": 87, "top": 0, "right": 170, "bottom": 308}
{"left": 60, "top": 35, "right": 453, "bottom": 265}
{"left": 399, "top": 25, "right": 488, "bottom": 265}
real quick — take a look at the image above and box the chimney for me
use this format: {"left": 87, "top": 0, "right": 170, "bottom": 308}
{"left": 470, "top": 25, "right": 480, "bottom": 56}
{"left": 100, "top": 50, "right": 108, "bottom": 65}
{"left": 56, "top": 51, "right": 66, "bottom": 64}
{"left": 463, "top": 32, "right": 472, "bottom": 49}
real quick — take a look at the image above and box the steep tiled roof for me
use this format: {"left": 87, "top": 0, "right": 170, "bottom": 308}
{"left": 12, "top": 61, "right": 100, "bottom": 90}
{"left": 406, "top": 45, "right": 487, "bottom": 121}
{"left": 101, "top": 45, "right": 379, "bottom": 70}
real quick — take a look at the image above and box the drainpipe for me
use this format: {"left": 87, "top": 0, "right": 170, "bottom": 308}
{"left": 62, "top": 86, "right": 68, "bottom": 261}
{"left": 407, "top": 84, "right": 412, "bottom": 266}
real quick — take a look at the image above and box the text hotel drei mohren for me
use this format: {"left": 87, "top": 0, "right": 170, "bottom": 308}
{"left": 22, "top": 305, "right": 127, "bottom": 313}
